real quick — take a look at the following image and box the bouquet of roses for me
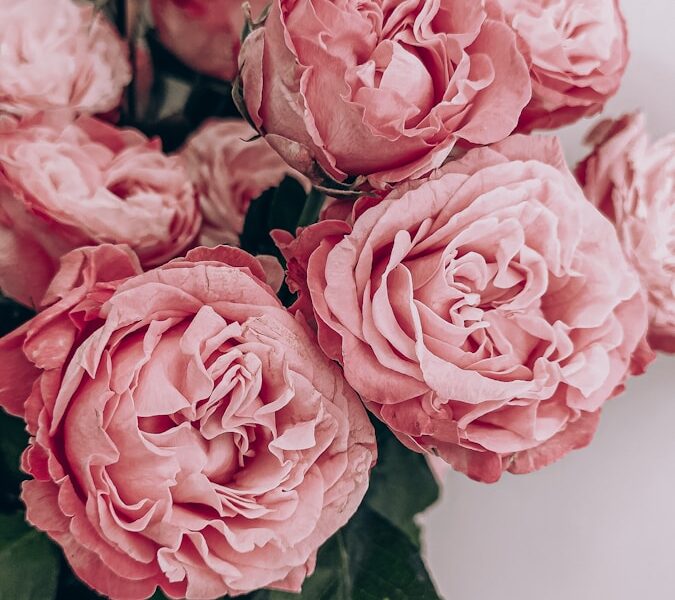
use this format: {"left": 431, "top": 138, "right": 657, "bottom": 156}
{"left": 0, "top": 0, "right": 672, "bottom": 599}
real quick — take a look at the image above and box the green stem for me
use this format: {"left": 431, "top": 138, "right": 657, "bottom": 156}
{"left": 336, "top": 530, "right": 352, "bottom": 600}
{"left": 297, "top": 188, "right": 326, "bottom": 228}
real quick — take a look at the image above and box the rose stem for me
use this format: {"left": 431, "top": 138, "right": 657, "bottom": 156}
{"left": 297, "top": 188, "right": 327, "bottom": 228}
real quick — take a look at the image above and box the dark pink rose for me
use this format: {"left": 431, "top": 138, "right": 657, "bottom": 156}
{"left": 180, "top": 119, "right": 308, "bottom": 247}
{"left": 239, "top": 0, "right": 531, "bottom": 189}
{"left": 577, "top": 113, "right": 675, "bottom": 353}
{"left": 276, "top": 135, "right": 653, "bottom": 483}
{"left": 0, "top": 0, "right": 131, "bottom": 119}
{"left": 151, "top": 0, "right": 269, "bottom": 80}
{"left": 498, "top": 0, "right": 629, "bottom": 132}
{"left": 0, "top": 112, "right": 199, "bottom": 307}
{"left": 0, "top": 244, "right": 376, "bottom": 599}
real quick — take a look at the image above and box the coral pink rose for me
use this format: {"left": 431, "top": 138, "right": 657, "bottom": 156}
{"left": 239, "top": 0, "right": 531, "bottom": 190}
{"left": 275, "top": 135, "right": 653, "bottom": 483}
{"left": 577, "top": 113, "right": 675, "bottom": 352}
{"left": 0, "top": 112, "right": 200, "bottom": 307}
{"left": 151, "top": 0, "right": 269, "bottom": 80}
{"left": 0, "top": 0, "right": 131, "bottom": 119}
{"left": 0, "top": 244, "right": 376, "bottom": 599}
{"left": 497, "top": 0, "right": 629, "bottom": 132}
{"left": 181, "top": 119, "right": 307, "bottom": 247}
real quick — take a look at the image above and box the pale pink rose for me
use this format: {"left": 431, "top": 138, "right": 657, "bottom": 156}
{"left": 0, "top": 0, "right": 131, "bottom": 119}
{"left": 180, "top": 119, "right": 307, "bottom": 247}
{"left": 239, "top": 0, "right": 531, "bottom": 190}
{"left": 151, "top": 0, "right": 269, "bottom": 80}
{"left": 0, "top": 112, "right": 200, "bottom": 307}
{"left": 577, "top": 113, "right": 675, "bottom": 352}
{"left": 0, "top": 244, "right": 376, "bottom": 600}
{"left": 497, "top": 0, "right": 629, "bottom": 132}
{"left": 275, "top": 135, "right": 653, "bottom": 483}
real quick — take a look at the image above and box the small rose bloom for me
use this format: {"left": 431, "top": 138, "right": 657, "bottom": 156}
{"left": 180, "top": 119, "right": 307, "bottom": 247}
{"left": 497, "top": 0, "right": 629, "bottom": 132}
{"left": 0, "top": 112, "right": 200, "bottom": 307}
{"left": 151, "top": 0, "right": 269, "bottom": 80}
{"left": 0, "top": 244, "right": 376, "bottom": 600}
{"left": 577, "top": 113, "right": 675, "bottom": 352}
{"left": 239, "top": 0, "right": 531, "bottom": 189}
{"left": 0, "top": 0, "right": 131, "bottom": 119}
{"left": 275, "top": 135, "right": 653, "bottom": 483}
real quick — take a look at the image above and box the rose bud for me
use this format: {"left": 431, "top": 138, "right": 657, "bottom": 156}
{"left": 0, "top": 112, "right": 200, "bottom": 307}
{"left": 497, "top": 0, "right": 629, "bottom": 132}
{"left": 238, "top": 0, "right": 531, "bottom": 190}
{"left": 0, "top": 244, "right": 376, "bottom": 599}
{"left": 180, "top": 119, "right": 308, "bottom": 247}
{"left": 577, "top": 113, "right": 675, "bottom": 352}
{"left": 275, "top": 135, "right": 654, "bottom": 483}
{"left": 0, "top": 0, "right": 131, "bottom": 119}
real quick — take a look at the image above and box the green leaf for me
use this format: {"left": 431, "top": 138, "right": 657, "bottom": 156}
{"left": 348, "top": 507, "right": 442, "bottom": 600}
{"left": 269, "top": 506, "right": 442, "bottom": 600}
{"left": 364, "top": 420, "right": 439, "bottom": 547}
{"left": 0, "top": 410, "right": 29, "bottom": 511}
{"left": 268, "top": 178, "right": 310, "bottom": 235}
{"left": 231, "top": 74, "right": 256, "bottom": 129}
{"left": 240, "top": 187, "right": 277, "bottom": 256}
{"left": 145, "top": 29, "right": 197, "bottom": 84}
{"left": 240, "top": 176, "right": 307, "bottom": 256}
{"left": 183, "top": 80, "right": 239, "bottom": 128}
{"left": 261, "top": 420, "right": 442, "bottom": 600}
{"left": 0, "top": 295, "right": 34, "bottom": 337}
{"left": 239, "top": 177, "right": 309, "bottom": 307}
{"left": 296, "top": 188, "right": 326, "bottom": 228}
{"left": 137, "top": 113, "right": 196, "bottom": 153}
{"left": 0, "top": 513, "right": 60, "bottom": 600}
{"left": 55, "top": 564, "right": 103, "bottom": 600}
{"left": 267, "top": 534, "right": 349, "bottom": 600}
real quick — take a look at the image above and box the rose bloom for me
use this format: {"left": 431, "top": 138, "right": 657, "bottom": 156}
{"left": 181, "top": 119, "right": 307, "bottom": 247}
{"left": 0, "top": 244, "right": 376, "bottom": 599}
{"left": 239, "top": 0, "right": 531, "bottom": 189}
{"left": 0, "top": 0, "right": 131, "bottom": 118}
{"left": 151, "top": 0, "right": 269, "bottom": 81}
{"left": 275, "top": 135, "right": 653, "bottom": 483}
{"left": 497, "top": 0, "right": 629, "bottom": 132}
{"left": 577, "top": 113, "right": 675, "bottom": 352}
{"left": 0, "top": 112, "right": 200, "bottom": 307}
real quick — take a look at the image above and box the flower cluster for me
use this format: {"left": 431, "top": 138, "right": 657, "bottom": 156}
{"left": 0, "top": 1, "right": 670, "bottom": 599}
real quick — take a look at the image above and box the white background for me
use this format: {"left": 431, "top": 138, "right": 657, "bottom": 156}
{"left": 423, "top": 2, "right": 675, "bottom": 599}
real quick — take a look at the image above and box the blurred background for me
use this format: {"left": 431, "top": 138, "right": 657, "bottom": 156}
{"left": 423, "top": 2, "right": 675, "bottom": 598}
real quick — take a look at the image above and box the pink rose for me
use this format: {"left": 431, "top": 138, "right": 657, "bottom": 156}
{"left": 577, "top": 113, "right": 675, "bottom": 352}
{"left": 151, "top": 0, "right": 269, "bottom": 80}
{"left": 275, "top": 135, "right": 653, "bottom": 483}
{"left": 0, "top": 0, "right": 131, "bottom": 119}
{"left": 0, "top": 112, "right": 200, "bottom": 307}
{"left": 0, "top": 244, "right": 376, "bottom": 599}
{"left": 497, "top": 0, "right": 629, "bottom": 132}
{"left": 239, "top": 0, "right": 531, "bottom": 189}
{"left": 180, "top": 119, "right": 307, "bottom": 247}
